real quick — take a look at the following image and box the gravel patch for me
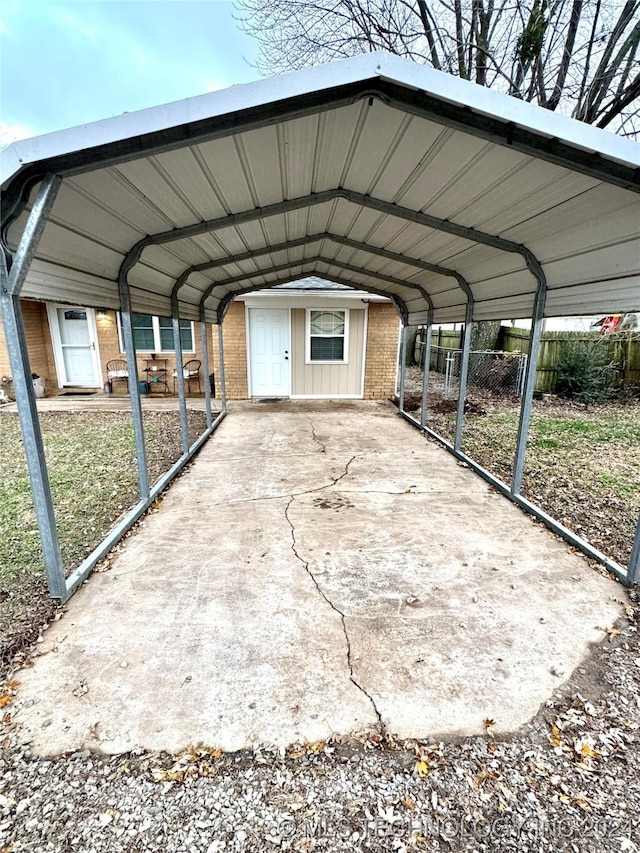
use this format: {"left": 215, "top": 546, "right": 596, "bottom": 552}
{"left": 1, "top": 591, "right": 638, "bottom": 852}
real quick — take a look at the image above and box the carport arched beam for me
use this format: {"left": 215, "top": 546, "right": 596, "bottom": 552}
{"left": 119, "top": 187, "right": 544, "bottom": 312}
{"left": 209, "top": 256, "right": 426, "bottom": 324}
{"left": 171, "top": 232, "right": 470, "bottom": 318}
{"left": 215, "top": 270, "right": 411, "bottom": 325}
{"left": 198, "top": 252, "right": 434, "bottom": 322}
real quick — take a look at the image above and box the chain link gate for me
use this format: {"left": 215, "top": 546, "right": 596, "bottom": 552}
{"left": 434, "top": 347, "right": 528, "bottom": 398}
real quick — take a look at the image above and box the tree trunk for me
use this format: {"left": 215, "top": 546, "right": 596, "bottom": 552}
{"left": 469, "top": 320, "right": 502, "bottom": 352}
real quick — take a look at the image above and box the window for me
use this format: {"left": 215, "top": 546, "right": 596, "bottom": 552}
{"left": 158, "top": 316, "right": 194, "bottom": 352}
{"left": 117, "top": 313, "right": 195, "bottom": 353}
{"left": 307, "top": 309, "right": 348, "bottom": 363}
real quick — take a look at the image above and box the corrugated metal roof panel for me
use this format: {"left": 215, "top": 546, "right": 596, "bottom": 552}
{"left": 1, "top": 52, "right": 637, "bottom": 327}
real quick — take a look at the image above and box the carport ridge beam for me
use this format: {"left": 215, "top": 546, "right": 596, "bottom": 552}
{"left": 0, "top": 175, "right": 67, "bottom": 599}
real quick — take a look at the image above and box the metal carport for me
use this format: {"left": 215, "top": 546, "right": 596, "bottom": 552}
{"left": 1, "top": 52, "right": 639, "bottom": 599}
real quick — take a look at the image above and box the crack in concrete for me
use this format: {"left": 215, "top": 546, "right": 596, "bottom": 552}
{"left": 306, "top": 416, "right": 327, "bottom": 454}
{"left": 211, "top": 455, "right": 361, "bottom": 508}
{"left": 283, "top": 457, "right": 386, "bottom": 737}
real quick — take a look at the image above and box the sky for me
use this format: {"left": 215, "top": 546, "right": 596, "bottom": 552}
{"left": 0, "top": 0, "right": 262, "bottom": 143}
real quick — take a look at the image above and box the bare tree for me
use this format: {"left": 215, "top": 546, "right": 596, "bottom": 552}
{"left": 236, "top": 0, "right": 640, "bottom": 135}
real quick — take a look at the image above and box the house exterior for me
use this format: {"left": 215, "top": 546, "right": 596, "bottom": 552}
{"left": 0, "top": 278, "right": 400, "bottom": 401}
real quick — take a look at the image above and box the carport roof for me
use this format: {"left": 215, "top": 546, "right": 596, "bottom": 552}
{"left": 2, "top": 52, "right": 639, "bottom": 325}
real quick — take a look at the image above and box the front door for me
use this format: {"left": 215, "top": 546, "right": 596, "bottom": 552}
{"left": 248, "top": 308, "right": 290, "bottom": 396}
{"left": 48, "top": 305, "right": 102, "bottom": 387}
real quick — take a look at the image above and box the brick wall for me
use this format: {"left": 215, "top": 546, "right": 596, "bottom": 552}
{"left": 96, "top": 310, "right": 211, "bottom": 395}
{"left": 0, "top": 300, "right": 59, "bottom": 392}
{"left": 209, "top": 302, "right": 248, "bottom": 399}
{"left": 363, "top": 302, "right": 400, "bottom": 400}
{"left": 0, "top": 299, "right": 396, "bottom": 401}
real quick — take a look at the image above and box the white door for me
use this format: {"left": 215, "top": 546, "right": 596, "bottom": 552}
{"left": 248, "top": 308, "right": 290, "bottom": 396}
{"left": 48, "top": 305, "right": 102, "bottom": 387}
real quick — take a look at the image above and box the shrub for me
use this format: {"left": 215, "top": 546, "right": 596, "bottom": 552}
{"left": 555, "top": 340, "right": 615, "bottom": 404}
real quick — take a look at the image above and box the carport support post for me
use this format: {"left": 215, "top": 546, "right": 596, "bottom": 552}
{"left": 420, "top": 316, "right": 433, "bottom": 429}
{"left": 118, "top": 280, "right": 149, "bottom": 500}
{"left": 217, "top": 323, "right": 227, "bottom": 412}
{"left": 0, "top": 174, "right": 66, "bottom": 599}
{"left": 454, "top": 302, "right": 473, "bottom": 452}
{"left": 200, "top": 310, "right": 212, "bottom": 429}
{"left": 629, "top": 514, "right": 640, "bottom": 586}
{"left": 171, "top": 296, "right": 189, "bottom": 455}
{"left": 399, "top": 325, "right": 408, "bottom": 411}
{"left": 511, "top": 283, "right": 546, "bottom": 496}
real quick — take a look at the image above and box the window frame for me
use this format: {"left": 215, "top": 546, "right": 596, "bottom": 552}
{"left": 305, "top": 308, "right": 349, "bottom": 365}
{"left": 117, "top": 313, "right": 195, "bottom": 354}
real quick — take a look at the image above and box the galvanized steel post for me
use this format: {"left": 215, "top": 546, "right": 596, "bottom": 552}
{"left": 117, "top": 280, "right": 149, "bottom": 499}
{"left": 200, "top": 309, "right": 212, "bottom": 429}
{"left": 217, "top": 323, "right": 227, "bottom": 412}
{"left": 454, "top": 303, "right": 473, "bottom": 452}
{"left": 0, "top": 174, "right": 67, "bottom": 599}
{"left": 420, "top": 314, "right": 433, "bottom": 430}
{"left": 511, "top": 275, "right": 547, "bottom": 496}
{"left": 171, "top": 295, "right": 189, "bottom": 455}
{"left": 399, "top": 325, "right": 408, "bottom": 412}
{"left": 629, "top": 513, "right": 640, "bottom": 586}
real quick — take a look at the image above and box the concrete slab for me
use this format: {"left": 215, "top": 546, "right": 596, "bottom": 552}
{"left": 13, "top": 401, "right": 622, "bottom": 755}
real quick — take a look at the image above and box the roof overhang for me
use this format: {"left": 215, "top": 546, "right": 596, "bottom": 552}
{"left": 2, "top": 52, "right": 639, "bottom": 325}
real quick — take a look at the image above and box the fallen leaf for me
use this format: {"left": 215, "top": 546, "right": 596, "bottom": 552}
{"left": 416, "top": 759, "right": 429, "bottom": 778}
{"left": 549, "top": 725, "right": 563, "bottom": 748}
{"left": 596, "top": 625, "right": 621, "bottom": 641}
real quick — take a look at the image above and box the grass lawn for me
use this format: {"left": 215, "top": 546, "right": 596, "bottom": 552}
{"left": 0, "top": 409, "right": 207, "bottom": 670}
{"left": 423, "top": 394, "right": 640, "bottom": 568}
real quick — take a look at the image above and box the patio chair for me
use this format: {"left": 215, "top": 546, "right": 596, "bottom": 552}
{"left": 173, "top": 359, "right": 202, "bottom": 394}
{"left": 106, "top": 359, "right": 129, "bottom": 393}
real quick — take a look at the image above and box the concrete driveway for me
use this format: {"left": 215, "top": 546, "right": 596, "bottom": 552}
{"left": 14, "top": 401, "right": 621, "bottom": 755}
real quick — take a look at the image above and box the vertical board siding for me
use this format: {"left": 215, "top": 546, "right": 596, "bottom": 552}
{"left": 291, "top": 308, "right": 365, "bottom": 396}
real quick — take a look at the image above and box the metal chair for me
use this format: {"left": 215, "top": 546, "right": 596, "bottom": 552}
{"left": 106, "top": 359, "right": 129, "bottom": 393}
{"left": 173, "top": 359, "right": 201, "bottom": 394}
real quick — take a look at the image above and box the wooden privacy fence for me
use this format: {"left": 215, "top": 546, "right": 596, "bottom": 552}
{"left": 502, "top": 328, "right": 640, "bottom": 393}
{"left": 419, "top": 327, "right": 640, "bottom": 394}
